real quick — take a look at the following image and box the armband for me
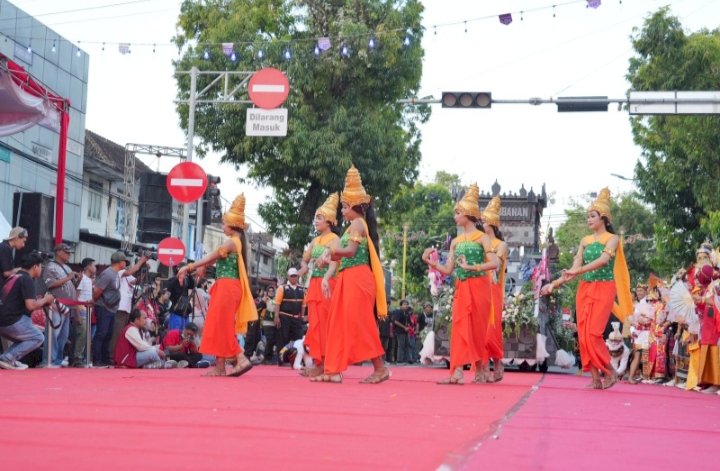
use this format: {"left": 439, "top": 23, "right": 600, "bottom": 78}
{"left": 216, "top": 247, "right": 229, "bottom": 259}
{"left": 185, "top": 263, "right": 195, "bottom": 272}
{"left": 602, "top": 248, "right": 616, "bottom": 257}
{"left": 348, "top": 231, "right": 363, "bottom": 243}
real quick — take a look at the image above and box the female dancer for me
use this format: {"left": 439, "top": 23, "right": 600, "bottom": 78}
{"left": 482, "top": 196, "right": 508, "bottom": 382}
{"left": 312, "top": 165, "right": 389, "bottom": 384}
{"left": 422, "top": 183, "right": 498, "bottom": 385}
{"left": 541, "top": 188, "right": 632, "bottom": 389}
{"left": 177, "top": 194, "right": 257, "bottom": 377}
{"left": 297, "top": 192, "right": 341, "bottom": 377}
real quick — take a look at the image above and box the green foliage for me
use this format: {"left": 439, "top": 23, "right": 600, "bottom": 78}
{"left": 381, "top": 176, "right": 456, "bottom": 299}
{"left": 173, "top": 1, "right": 429, "bottom": 254}
{"left": 627, "top": 7, "right": 720, "bottom": 271}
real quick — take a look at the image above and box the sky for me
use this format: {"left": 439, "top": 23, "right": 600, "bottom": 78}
{"left": 9, "top": 0, "right": 720, "bottom": 239}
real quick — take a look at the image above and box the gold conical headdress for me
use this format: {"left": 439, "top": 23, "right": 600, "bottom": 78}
{"left": 482, "top": 196, "right": 502, "bottom": 227}
{"left": 341, "top": 165, "right": 371, "bottom": 207}
{"left": 316, "top": 192, "right": 339, "bottom": 225}
{"left": 222, "top": 193, "right": 248, "bottom": 230}
{"left": 455, "top": 183, "right": 481, "bottom": 219}
{"left": 588, "top": 187, "right": 612, "bottom": 221}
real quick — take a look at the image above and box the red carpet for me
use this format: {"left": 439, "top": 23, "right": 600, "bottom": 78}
{"left": 455, "top": 374, "right": 720, "bottom": 471}
{"left": 0, "top": 366, "right": 539, "bottom": 470}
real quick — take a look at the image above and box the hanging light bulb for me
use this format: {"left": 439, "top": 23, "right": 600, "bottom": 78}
{"left": 51, "top": 41, "right": 56, "bottom": 53}
{"left": 76, "top": 48, "right": 81, "bottom": 57}
{"left": 230, "top": 52, "right": 237, "bottom": 61}
{"left": 203, "top": 49, "right": 210, "bottom": 60}
{"left": 283, "top": 48, "right": 292, "bottom": 60}
{"left": 341, "top": 44, "right": 350, "bottom": 57}
{"left": 368, "top": 37, "right": 376, "bottom": 49}
{"left": 257, "top": 49, "right": 264, "bottom": 60}
{"left": 26, "top": 44, "right": 32, "bottom": 54}
{"left": 102, "top": 42, "right": 106, "bottom": 51}
{"left": 403, "top": 35, "right": 411, "bottom": 47}
{"left": 152, "top": 44, "right": 156, "bottom": 53}
{"left": 314, "top": 44, "right": 320, "bottom": 56}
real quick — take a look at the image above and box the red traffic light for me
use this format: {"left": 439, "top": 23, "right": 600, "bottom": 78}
{"left": 441, "top": 92, "right": 492, "bottom": 108}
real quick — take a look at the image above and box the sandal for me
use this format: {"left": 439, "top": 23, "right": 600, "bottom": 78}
{"left": 438, "top": 370, "right": 464, "bottom": 385}
{"left": 603, "top": 373, "right": 618, "bottom": 390}
{"left": 203, "top": 367, "right": 227, "bottom": 377}
{"left": 585, "top": 379, "right": 602, "bottom": 389}
{"left": 228, "top": 356, "right": 253, "bottom": 378}
{"left": 493, "top": 364, "right": 505, "bottom": 383}
{"left": 310, "top": 373, "right": 343, "bottom": 383}
{"left": 299, "top": 365, "right": 324, "bottom": 378}
{"left": 472, "top": 371, "right": 490, "bottom": 384}
{"left": 360, "top": 367, "right": 391, "bottom": 384}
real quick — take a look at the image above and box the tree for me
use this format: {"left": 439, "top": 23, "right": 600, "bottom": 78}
{"left": 553, "top": 193, "right": 655, "bottom": 287}
{"left": 173, "top": 1, "right": 429, "bottom": 255}
{"left": 627, "top": 7, "right": 720, "bottom": 272}
{"left": 381, "top": 176, "right": 456, "bottom": 300}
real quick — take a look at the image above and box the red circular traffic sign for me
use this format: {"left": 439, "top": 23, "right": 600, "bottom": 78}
{"left": 157, "top": 237, "right": 186, "bottom": 267}
{"left": 166, "top": 162, "right": 208, "bottom": 203}
{"left": 248, "top": 67, "right": 290, "bottom": 109}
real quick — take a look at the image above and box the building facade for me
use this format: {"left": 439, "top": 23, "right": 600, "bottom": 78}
{"left": 0, "top": 1, "right": 88, "bottom": 246}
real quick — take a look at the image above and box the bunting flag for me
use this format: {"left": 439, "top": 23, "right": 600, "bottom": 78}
{"left": 118, "top": 43, "right": 130, "bottom": 54}
{"left": 222, "top": 42, "right": 234, "bottom": 57}
{"left": 499, "top": 13, "right": 513, "bottom": 25}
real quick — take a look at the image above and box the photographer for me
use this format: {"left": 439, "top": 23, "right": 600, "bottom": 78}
{"left": 162, "top": 322, "right": 206, "bottom": 367}
{"left": 0, "top": 252, "right": 54, "bottom": 370}
{"left": 92, "top": 251, "right": 149, "bottom": 367}
{"left": 42, "top": 243, "right": 80, "bottom": 367}
{"left": 0, "top": 227, "right": 28, "bottom": 282}
{"left": 165, "top": 263, "right": 195, "bottom": 331}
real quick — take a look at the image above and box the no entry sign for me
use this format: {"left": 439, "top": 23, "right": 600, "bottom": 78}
{"left": 248, "top": 67, "right": 290, "bottom": 109}
{"left": 166, "top": 162, "right": 208, "bottom": 203}
{"left": 157, "top": 237, "right": 186, "bottom": 267}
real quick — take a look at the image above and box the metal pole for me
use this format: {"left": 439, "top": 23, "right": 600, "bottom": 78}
{"left": 402, "top": 223, "right": 408, "bottom": 300}
{"left": 182, "top": 66, "right": 198, "bottom": 254}
{"left": 45, "top": 309, "right": 53, "bottom": 368}
{"left": 85, "top": 304, "right": 92, "bottom": 367}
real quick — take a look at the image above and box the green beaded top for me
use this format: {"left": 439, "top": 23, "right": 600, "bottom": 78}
{"left": 339, "top": 232, "right": 370, "bottom": 271}
{"left": 582, "top": 241, "right": 614, "bottom": 281}
{"left": 310, "top": 244, "right": 332, "bottom": 278}
{"left": 216, "top": 252, "right": 239, "bottom": 279}
{"left": 454, "top": 238, "right": 486, "bottom": 281}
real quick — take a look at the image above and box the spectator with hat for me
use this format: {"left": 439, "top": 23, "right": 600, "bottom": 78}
{"left": 0, "top": 226, "right": 28, "bottom": 282}
{"left": 42, "top": 243, "right": 80, "bottom": 367}
{"left": 274, "top": 267, "right": 306, "bottom": 364}
{"left": 92, "top": 251, "right": 148, "bottom": 367}
{"left": 0, "top": 252, "right": 54, "bottom": 370}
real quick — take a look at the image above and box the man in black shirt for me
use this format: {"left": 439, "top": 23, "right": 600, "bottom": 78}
{"left": 0, "top": 252, "right": 54, "bottom": 370}
{"left": 165, "top": 264, "right": 196, "bottom": 331}
{"left": 392, "top": 300, "right": 410, "bottom": 363}
{"left": 0, "top": 226, "right": 28, "bottom": 282}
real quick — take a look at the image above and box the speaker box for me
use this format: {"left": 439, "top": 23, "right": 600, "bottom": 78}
{"left": 137, "top": 173, "right": 172, "bottom": 243}
{"left": 13, "top": 192, "right": 55, "bottom": 253}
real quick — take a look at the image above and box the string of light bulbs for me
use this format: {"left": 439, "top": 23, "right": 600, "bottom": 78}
{"left": 2, "top": 0, "right": 613, "bottom": 60}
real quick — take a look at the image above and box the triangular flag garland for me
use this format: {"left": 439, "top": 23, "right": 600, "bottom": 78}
{"left": 3, "top": 0, "right": 610, "bottom": 58}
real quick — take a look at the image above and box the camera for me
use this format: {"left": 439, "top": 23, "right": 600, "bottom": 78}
{"left": 137, "top": 249, "right": 158, "bottom": 261}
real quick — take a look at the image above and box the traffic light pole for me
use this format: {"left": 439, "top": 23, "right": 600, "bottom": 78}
{"left": 183, "top": 67, "right": 197, "bottom": 254}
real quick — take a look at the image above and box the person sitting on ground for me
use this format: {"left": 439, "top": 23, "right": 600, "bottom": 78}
{"left": 162, "top": 322, "right": 208, "bottom": 368}
{"left": 114, "top": 308, "right": 185, "bottom": 369}
{"left": 0, "top": 252, "right": 54, "bottom": 370}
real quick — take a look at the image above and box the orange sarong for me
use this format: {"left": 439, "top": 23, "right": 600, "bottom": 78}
{"left": 486, "top": 280, "right": 504, "bottom": 360}
{"left": 199, "top": 278, "right": 243, "bottom": 358}
{"left": 450, "top": 276, "right": 491, "bottom": 371}
{"left": 576, "top": 280, "right": 615, "bottom": 373}
{"left": 323, "top": 265, "right": 384, "bottom": 374}
{"left": 304, "top": 277, "right": 335, "bottom": 362}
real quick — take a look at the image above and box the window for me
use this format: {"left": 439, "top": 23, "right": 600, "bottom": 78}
{"left": 115, "top": 199, "right": 126, "bottom": 235}
{"left": 87, "top": 179, "right": 103, "bottom": 221}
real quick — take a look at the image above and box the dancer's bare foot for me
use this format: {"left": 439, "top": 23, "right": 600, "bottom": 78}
{"left": 310, "top": 373, "right": 343, "bottom": 383}
{"left": 438, "top": 368, "right": 464, "bottom": 385}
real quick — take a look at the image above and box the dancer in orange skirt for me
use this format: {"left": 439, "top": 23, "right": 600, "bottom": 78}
{"left": 297, "top": 192, "right": 341, "bottom": 377}
{"left": 177, "top": 194, "right": 257, "bottom": 377}
{"left": 541, "top": 188, "right": 632, "bottom": 389}
{"left": 482, "top": 196, "right": 508, "bottom": 382}
{"left": 311, "top": 165, "right": 389, "bottom": 384}
{"left": 422, "top": 183, "right": 498, "bottom": 385}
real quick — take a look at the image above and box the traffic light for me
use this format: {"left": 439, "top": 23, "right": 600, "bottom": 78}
{"left": 441, "top": 92, "right": 492, "bottom": 109}
{"left": 202, "top": 175, "right": 222, "bottom": 224}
